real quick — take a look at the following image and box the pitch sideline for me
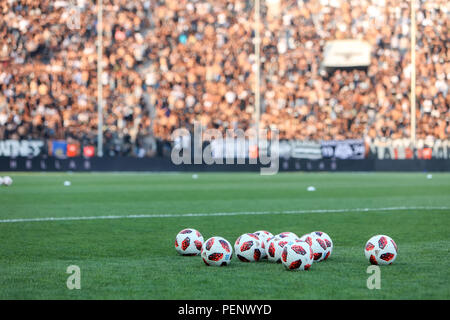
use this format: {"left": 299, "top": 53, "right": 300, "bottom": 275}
{"left": 0, "top": 206, "right": 448, "bottom": 224}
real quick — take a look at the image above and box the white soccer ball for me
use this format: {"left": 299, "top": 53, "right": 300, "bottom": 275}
{"left": 175, "top": 228, "right": 204, "bottom": 256}
{"left": 2, "top": 176, "right": 12, "bottom": 186}
{"left": 310, "top": 231, "right": 333, "bottom": 261}
{"left": 299, "top": 232, "right": 328, "bottom": 262}
{"left": 365, "top": 235, "right": 398, "bottom": 265}
{"left": 253, "top": 230, "right": 273, "bottom": 259}
{"left": 266, "top": 237, "right": 290, "bottom": 263}
{"left": 281, "top": 240, "right": 314, "bottom": 271}
{"left": 234, "top": 233, "right": 263, "bottom": 262}
{"left": 201, "top": 236, "right": 233, "bottom": 266}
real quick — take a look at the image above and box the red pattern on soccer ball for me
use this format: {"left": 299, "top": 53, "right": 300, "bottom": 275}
{"left": 268, "top": 242, "right": 276, "bottom": 257}
{"left": 324, "top": 239, "right": 332, "bottom": 248}
{"left": 380, "top": 252, "right": 395, "bottom": 261}
{"left": 208, "top": 253, "right": 223, "bottom": 261}
{"left": 291, "top": 245, "right": 306, "bottom": 255}
{"left": 313, "top": 231, "right": 323, "bottom": 236}
{"left": 365, "top": 242, "right": 375, "bottom": 251}
{"left": 240, "top": 241, "right": 253, "bottom": 252}
{"left": 254, "top": 249, "right": 261, "bottom": 261}
{"left": 324, "top": 251, "right": 330, "bottom": 260}
{"left": 278, "top": 241, "right": 288, "bottom": 248}
{"left": 175, "top": 239, "right": 178, "bottom": 247}
{"left": 235, "top": 236, "right": 241, "bottom": 246}
{"left": 194, "top": 240, "right": 203, "bottom": 250}
{"left": 391, "top": 239, "right": 398, "bottom": 252}
{"left": 289, "top": 260, "right": 302, "bottom": 270}
{"left": 205, "top": 238, "right": 214, "bottom": 250}
{"left": 369, "top": 255, "right": 378, "bottom": 265}
{"left": 219, "top": 240, "right": 231, "bottom": 252}
{"left": 180, "top": 229, "right": 192, "bottom": 234}
{"left": 182, "top": 237, "right": 190, "bottom": 251}
{"left": 196, "top": 230, "right": 201, "bottom": 237}
{"left": 303, "top": 236, "right": 312, "bottom": 246}
{"left": 281, "top": 247, "right": 288, "bottom": 262}
{"left": 248, "top": 233, "right": 259, "bottom": 240}
{"left": 378, "top": 236, "right": 388, "bottom": 249}
{"left": 304, "top": 264, "right": 311, "bottom": 270}
{"left": 316, "top": 238, "right": 327, "bottom": 250}
{"left": 237, "top": 255, "right": 250, "bottom": 262}
{"left": 313, "top": 252, "right": 322, "bottom": 260}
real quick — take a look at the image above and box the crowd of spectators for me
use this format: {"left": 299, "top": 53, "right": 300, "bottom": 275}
{"left": 0, "top": 0, "right": 448, "bottom": 157}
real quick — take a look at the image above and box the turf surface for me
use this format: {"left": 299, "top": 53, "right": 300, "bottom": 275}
{"left": 0, "top": 172, "right": 449, "bottom": 299}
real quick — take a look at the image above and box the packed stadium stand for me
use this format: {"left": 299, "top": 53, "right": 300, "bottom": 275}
{"left": 0, "top": 0, "right": 448, "bottom": 157}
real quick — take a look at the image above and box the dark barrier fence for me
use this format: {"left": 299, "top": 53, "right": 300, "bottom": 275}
{"left": 1, "top": 156, "right": 449, "bottom": 172}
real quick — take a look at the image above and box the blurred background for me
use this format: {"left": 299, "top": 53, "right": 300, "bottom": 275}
{"left": 0, "top": 0, "right": 448, "bottom": 166}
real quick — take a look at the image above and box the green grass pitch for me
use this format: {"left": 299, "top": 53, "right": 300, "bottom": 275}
{"left": 0, "top": 172, "right": 449, "bottom": 299}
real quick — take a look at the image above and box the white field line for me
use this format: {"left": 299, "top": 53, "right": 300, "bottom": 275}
{"left": 0, "top": 206, "right": 448, "bottom": 224}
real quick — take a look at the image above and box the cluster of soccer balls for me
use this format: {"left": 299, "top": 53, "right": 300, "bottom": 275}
{"left": 175, "top": 228, "right": 397, "bottom": 269}
{"left": 0, "top": 176, "right": 13, "bottom": 186}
